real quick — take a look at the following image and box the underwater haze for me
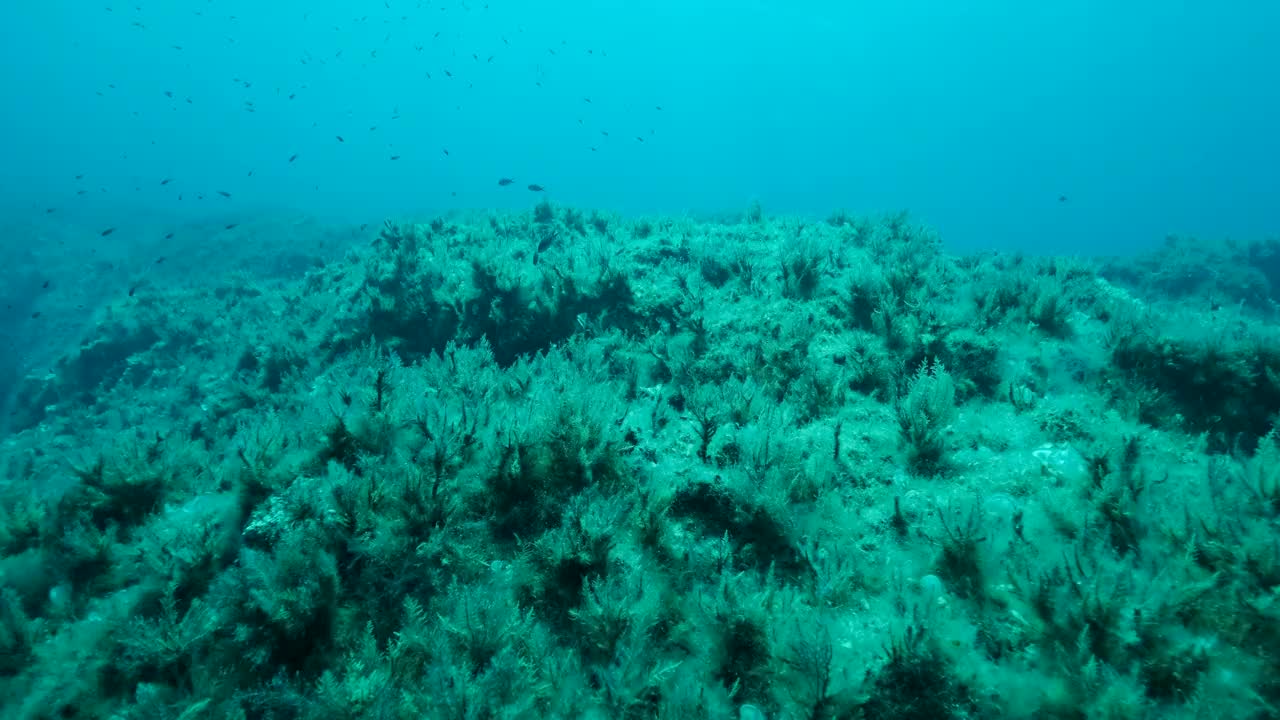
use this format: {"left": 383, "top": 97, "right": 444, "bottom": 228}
{"left": 2, "top": 0, "right": 1278, "bottom": 254}
{"left": 8, "top": 3, "right": 1280, "bottom": 720}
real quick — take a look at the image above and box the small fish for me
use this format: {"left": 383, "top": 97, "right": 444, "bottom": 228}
{"left": 442, "top": 148, "right": 449, "bottom": 156}
{"left": 224, "top": 223, "right": 238, "bottom": 230}
{"left": 30, "top": 312, "right": 41, "bottom": 319}
{"left": 100, "top": 228, "right": 115, "bottom": 237}
{"left": 160, "top": 178, "right": 172, "bottom": 185}
{"left": 1058, "top": 195, "right": 1068, "bottom": 203}
{"left": 336, "top": 135, "right": 345, "bottom": 142}
{"left": 527, "top": 184, "right": 545, "bottom": 192}
{"left": 389, "top": 155, "right": 401, "bottom": 160}
{"left": 155, "top": 256, "right": 166, "bottom": 264}
{"left": 163, "top": 90, "right": 173, "bottom": 98}
{"left": 498, "top": 178, "right": 515, "bottom": 186}
{"left": 45, "top": 208, "right": 56, "bottom": 213}
{"left": 217, "top": 190, "right": 231, "bottom": 198}
{"left": 42, "top": 280, "right": 50, "bottom": 289}
{"left": 164, "top": 232, "right": 174, "bottom": 239}
{"left": 288, "top": 153, "right": 299, "bottom": 162}
{"left": 636, "top": 136, "right": 645, "bottom": 142}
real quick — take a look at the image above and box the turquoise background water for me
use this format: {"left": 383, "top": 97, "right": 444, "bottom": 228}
{"left": 1, "top": 0, "right": 1277, "bottom": 253}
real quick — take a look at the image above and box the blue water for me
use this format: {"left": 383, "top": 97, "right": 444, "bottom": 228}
{"left": 6, "top": 5, "right": 1280, "bottom": 717}
{"left": 2, "top": 0, "right": 1277, "bottom": 254}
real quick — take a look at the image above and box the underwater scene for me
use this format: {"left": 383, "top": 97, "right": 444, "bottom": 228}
{"left": 2, "top": 1, "right": 1279, "bottom": 719}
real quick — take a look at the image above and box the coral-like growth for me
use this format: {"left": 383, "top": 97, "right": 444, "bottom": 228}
{"left": 4, "top": 210, "right": 1280, "bottom": 719}
{"left": 896, "top": 359, "right": 957, "bottom": 475}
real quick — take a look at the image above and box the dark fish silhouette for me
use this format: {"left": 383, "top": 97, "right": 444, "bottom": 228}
{"left": 498, "top": 178, "right": 515, "bottom": 186}
{"left": 537, "top": 231, "right": 557, "bottom": 252}
{"left": 527, "top": 184, "right": 545, "bottom": 192}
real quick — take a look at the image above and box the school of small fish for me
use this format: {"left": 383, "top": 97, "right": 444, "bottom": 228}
{"left": 63, "top": 2, "right": 670, "bottom": 244}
